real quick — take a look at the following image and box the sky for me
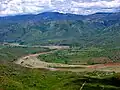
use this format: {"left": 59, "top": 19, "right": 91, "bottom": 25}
{"left": 0, "top": 0, "right": 120, "bottom": 16}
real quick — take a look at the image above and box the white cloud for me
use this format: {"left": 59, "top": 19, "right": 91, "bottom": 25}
{"left": 0, "top": 0, "right": 120, "bottom": 16}
{"left": 71, "top": 0, "right": 120, "bottom": 8}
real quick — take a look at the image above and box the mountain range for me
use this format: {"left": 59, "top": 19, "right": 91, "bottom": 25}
{"left": 0, "top": 12, "right": 120, "bottom": 47}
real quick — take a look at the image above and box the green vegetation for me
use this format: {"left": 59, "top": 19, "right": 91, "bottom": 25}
{"left": 1, "top": 63, "right": 120, "bottom": 90}
{"left": 0, "top": 12, "right": 120, "bottom": 47}
{"left": 38, "top": 47, "right": 120, "bottom": 65}
{"left": 0, "top": 12, "right": 120, "bottom": 90}
{"left": 0, "top": 46, "right": 120, "bottom": 90}
{"left": 0, "top": 45, "right": 50, "bottom": 62}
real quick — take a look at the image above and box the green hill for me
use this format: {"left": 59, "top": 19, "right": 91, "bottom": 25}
{"left": 1, "top": 62, "right": 120, "bottom": 90}
{"left": 0, "top": 12, "right": 120, "bottom": 47}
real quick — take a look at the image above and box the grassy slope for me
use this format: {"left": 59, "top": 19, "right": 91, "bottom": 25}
{"left": 1, "top": 63, "right": 120, "bottom": 90}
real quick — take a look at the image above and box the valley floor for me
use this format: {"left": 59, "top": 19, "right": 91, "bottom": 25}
{"left": 15, "top": 50, "right": 120, "bottom": 73}
{"left": 1, "top": 45, "right": 120, "bottom": 90}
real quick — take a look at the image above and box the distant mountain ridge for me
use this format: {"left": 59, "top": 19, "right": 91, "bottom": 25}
{"left": 0, "top": 12, "right": 120, "bottom": 22}
{"left": 0, "top": 12, "right": 84, "bottom": 21}
{"left": 0, "top": 12, "right": 120, "bottom": 47}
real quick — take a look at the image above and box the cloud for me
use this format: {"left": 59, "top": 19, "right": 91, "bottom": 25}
{"left": 71, "top": 0, "right": 120, "bottom": 8}
{"left": 51, "top": 0, "right": 120, "bottom": 14}
{"left": 0, "top": 0, "right": 120, "bottom": 16}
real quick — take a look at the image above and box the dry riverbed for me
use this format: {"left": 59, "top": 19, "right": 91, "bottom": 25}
{"left": 15, "top": 50, "right": 120, "bottom": 72}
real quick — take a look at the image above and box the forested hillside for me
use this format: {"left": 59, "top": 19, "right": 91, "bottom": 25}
{"left": 0, "top": 12, "right": 120, "bottom": 47}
